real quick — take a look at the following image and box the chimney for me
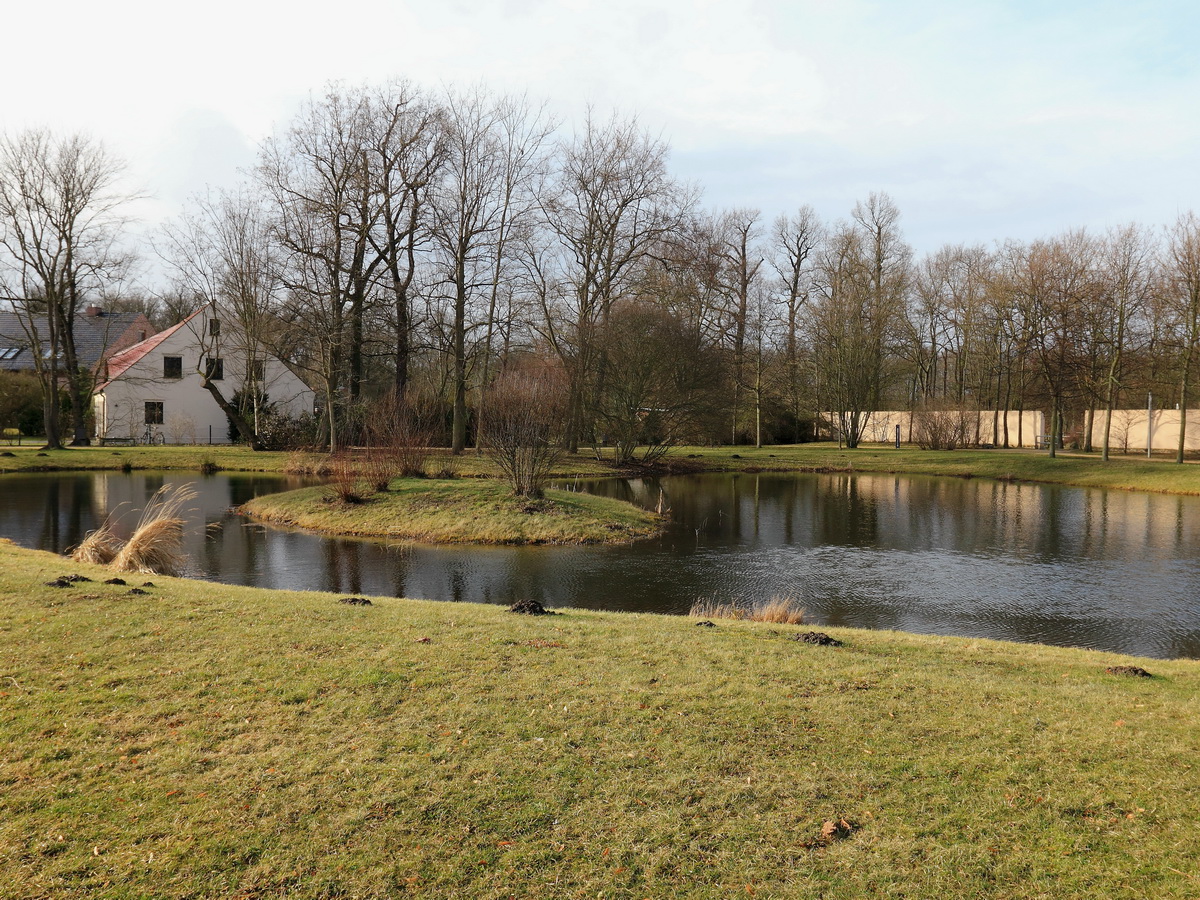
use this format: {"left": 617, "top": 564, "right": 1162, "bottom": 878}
{"left": 84, "top": 305, "right": 102, "bottom": 317}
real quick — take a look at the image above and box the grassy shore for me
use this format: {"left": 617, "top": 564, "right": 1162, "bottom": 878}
{"left": 0, "top": 444, "right": 613, "bottom": 479}
{"left": 666, "top": 444, "right": 1200, "bottom": 494}
{"left": 1, "top": 539, "right": 1197, "bottom": 898}
{"left": 242, "top": 479, "right": 663, "bottom": 544}
{"left": 6, "top": 442, "right": 1200, "bottom": 496}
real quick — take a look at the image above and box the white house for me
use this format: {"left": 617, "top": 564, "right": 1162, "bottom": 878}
{"left": 93, "top": 308, "right": 314, "bottom": 444}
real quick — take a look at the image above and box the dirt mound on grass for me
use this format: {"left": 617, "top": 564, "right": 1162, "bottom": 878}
{"left": 510, "top": 599, "right": 555, "bottom": 615}
{"left": 795, "top": 631, "right": 843, "bottom": 646}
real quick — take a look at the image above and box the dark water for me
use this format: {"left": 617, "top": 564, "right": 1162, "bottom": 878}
{"left": 2, "top": 470, "right": 1200, "bottom": 659}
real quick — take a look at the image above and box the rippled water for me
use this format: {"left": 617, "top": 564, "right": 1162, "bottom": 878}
{"left": 3, "top": 470, "right": 1199, "bottom": 659}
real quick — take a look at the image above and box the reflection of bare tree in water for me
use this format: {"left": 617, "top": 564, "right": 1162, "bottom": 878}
{"left": 323, "top": 540, "right": 364, "bottom": 595}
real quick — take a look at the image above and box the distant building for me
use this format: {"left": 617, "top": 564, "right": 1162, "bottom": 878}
{"left": 93, "top": 308, "right": 314, "bottom": 444}
{"left": 0, "top": 305, "right": 153, "bottom": 374}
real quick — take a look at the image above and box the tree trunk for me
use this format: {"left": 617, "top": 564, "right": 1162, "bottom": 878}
{"left": 451, "top": 274, "right": 468, "bottom": 455}
{"left": 200, "top": 379, "right": 262, "bottom": 450}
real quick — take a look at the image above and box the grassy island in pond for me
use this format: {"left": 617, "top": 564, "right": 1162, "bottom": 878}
{"left": 241, "top": 478, "right": 663, "bottom": 544}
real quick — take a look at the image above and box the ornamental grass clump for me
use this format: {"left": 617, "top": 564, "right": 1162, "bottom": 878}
{"left": 70, "top": 515, "right": 123, "bottom": 566}
{"left": 110, "top": 483, "right": 197, "bottom": 577}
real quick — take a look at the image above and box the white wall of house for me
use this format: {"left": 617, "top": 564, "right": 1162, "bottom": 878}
{"left": 93, "top": 311, "right": 313, "bottom": 444}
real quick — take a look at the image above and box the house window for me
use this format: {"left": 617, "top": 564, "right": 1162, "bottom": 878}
{"left": 205, "top": 357, "right": 224, "bottom": 381}
{"left": 209, "top": 319, "right": 221, "bottom": 336}
{"left": 144, "top": 401, "right": 164, "bottom": 425}
{"left": 0, "top": 348, "right": 18, "bottom": 361}
{"left": 249, "top": 359, "right": 266, "bottom": 382}
{"left": 163, "top": 356, "right": 183, "bottom": 379}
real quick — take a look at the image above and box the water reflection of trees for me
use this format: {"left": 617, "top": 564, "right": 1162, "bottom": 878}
{"left": 6, "top": 471, "right": 1200, "bottom": 659}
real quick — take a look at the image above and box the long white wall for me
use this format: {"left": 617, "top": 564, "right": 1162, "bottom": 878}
{"left": 1086, "top": 409, "right": 1200, "bottom": 453}
{"left": 852, "top": 411, "right": 1046, "bottom": 448}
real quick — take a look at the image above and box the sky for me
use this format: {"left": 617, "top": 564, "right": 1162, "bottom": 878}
{"left": 2, "top": 0, "right": 1198, "bottom": 258}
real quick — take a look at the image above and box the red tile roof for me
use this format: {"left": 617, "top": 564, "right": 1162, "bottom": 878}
{"left": 97, "top": 310, "right": 203, "bottom": 388}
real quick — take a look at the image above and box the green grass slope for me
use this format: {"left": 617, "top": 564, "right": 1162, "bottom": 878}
{"left": 2, "top": 541, "right": 1197, "bottom": 898}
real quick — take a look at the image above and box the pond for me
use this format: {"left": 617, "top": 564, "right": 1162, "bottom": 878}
{"left": 2, "top": 470, "right": 1199, "bottom": 660}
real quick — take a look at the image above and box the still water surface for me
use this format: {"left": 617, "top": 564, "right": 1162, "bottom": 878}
{"left": 2, "top": 470, "right": 1199, "bottom": 659}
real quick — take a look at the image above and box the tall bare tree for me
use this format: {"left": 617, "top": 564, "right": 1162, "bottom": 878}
{"left": 539, "top": 112, "right": 692, "bottom": 452}
{"left": 159, "top": 189, "right": 282, "bottom": 447}
{"left": 714, "top": 208, "right": 764, "bottom": 443}
{"left": 1097, "top": 224, "right": 1155, "bottom": 460}
{"left": 430, "top": 89, "right": 553, "bottom": 454}
{"left": 1167, "top": 212, "right": 1200, "bottom": 463}
{"left": 0, "top": 130, "right": 133, "bottom": 447}
{"left": 770, "top": 206, "right": 822, "bottom": 441}
{"left": 259, "top": 81, "right": 441, "bottom": 449}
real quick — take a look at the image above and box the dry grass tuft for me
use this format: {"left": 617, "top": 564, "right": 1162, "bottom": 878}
{"left": 110, "top": 483, "right": 197, "bottom": 577}
{"left": 70, "top": 516, "right": 123, "bottom": 565}
{"left": 689, "top": 595, "right": 805, "bottom": 625}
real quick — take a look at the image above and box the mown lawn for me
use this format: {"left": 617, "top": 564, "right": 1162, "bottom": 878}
{"left": 242, "top": 479, "right": 664, "bottom": 544}
{"left": 2, "top": 541, "right": 1197, "bottom": 898}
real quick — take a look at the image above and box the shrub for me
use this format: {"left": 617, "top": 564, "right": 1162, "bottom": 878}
{"left": 0, "top": 371, "right": 43, "bottom": 438}
{"left": 257, "top": 409, "right": 322, "bottom": 451}
{"left": 912, "top": 403, "right": 978, "bottom": 450}
{"left": 325, "top": 453, "right": 372, "bottom": 504}
{"left": 364, "top": 391, "right": 441, "bottom": 478}
{"left": 481, "top": 365, "right": 567, "bottom": 498}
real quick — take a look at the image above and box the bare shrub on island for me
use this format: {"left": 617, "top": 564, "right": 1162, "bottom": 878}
{"left": 364, "top": 390, "right": 441, "bottom": 482}
{"left": 325, "top": 454, "right": 372, "bottom": 504}
{"left": 482, "top": 365, "right": 567, "bottom": 498}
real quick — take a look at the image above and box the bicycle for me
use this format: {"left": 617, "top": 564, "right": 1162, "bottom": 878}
{"left": 140, "top": 425, "right": 167, "bottom": 446}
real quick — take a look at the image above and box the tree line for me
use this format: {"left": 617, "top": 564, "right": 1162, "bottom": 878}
{"left": 2, "top": 79, "right": 1199, "bottom": 461}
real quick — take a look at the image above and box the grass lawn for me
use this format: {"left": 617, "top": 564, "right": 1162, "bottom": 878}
{"left": 242, "top": 479, "right": 664, "bottom": 544}
{"left": 1, "top": 540, "right": 1198, "bottom": 898}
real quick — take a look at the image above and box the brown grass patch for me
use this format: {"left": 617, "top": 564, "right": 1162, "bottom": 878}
{"left": 689, "top": 596, "right": 806, "bottom": 625}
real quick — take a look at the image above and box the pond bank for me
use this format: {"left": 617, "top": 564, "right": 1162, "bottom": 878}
{"left": 1, "top": 538, "right": 1197, "bottom": 898}
{"left": 5, "top": 443, "right": 1200, "bottom": 496}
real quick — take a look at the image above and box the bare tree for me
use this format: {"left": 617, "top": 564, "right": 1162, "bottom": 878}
{"left": 593, "top": 300, "right": 723, "bottom": 463}
{"left": 159, "top": 189, "right": 282, "bottom": 447}
{"left": 809, "top": 195, "right": 910, "bottom": 448}
{"left": 364, "top": 82, "right": 444, "bottom": 400}
{"left": 539, "top": 112, "right": 692, "bottom": 452}
{"left": 0, "top": 130, "right": 134, "bottom": 447}
{"left": 1097, "top": 224, "right": 1155, "bottom": 460}
{"left": 713, "top": 208, "right": 764, "bottom": 443}
{"left": 770, "top": 206, "right": 822, "bottom": 442}
{"left": 430, "top": 89, "right": 554, "bottom": 454}
{"left": 259, "top": 81, "right": 442, "bottom": 449}
{"left": 1167, "top": 212, "right": 1200, "bottom": 463}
